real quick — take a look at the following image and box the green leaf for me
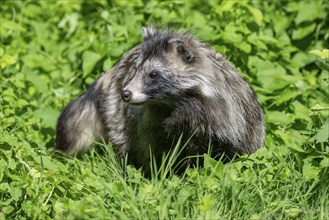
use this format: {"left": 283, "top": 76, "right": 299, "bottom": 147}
{"left": 309, "top": 49, "right": 329, "bottom": 59}
{"left": 292, "top": 24, "right": 316, "bottom": 40}
{"left": 103, "top": 57, "right": 113, "bottom": 72}
{"left": 238, "top": 41, "right": 252, "bottom": 53}
{"left": 267, "top": 111, "right": 294, "bottom": 125}
{"left": 257, "top": 70, "right": 293, "bottom": 92}
{"left": 274, "top": 90, "right": 300, "bottom": 105}
{"left": 320, "top": 158, "right": 329, "bottom": 168}
{"left": 1, "top": 133, "right": 18, "bottom": 146}
{"left": 292, "top": 52, "right": 310, "bottom": 68}
{"left": 295, "top": 3, "right": 326, "bottom": 25}
{"left": 272, "top": 14, "right": 292, "bottom": 34}
{"left": 245, "top": 5, "right": 263, "bottom": 26}
{"left": 1, "top": 19, "right": 25, "bottom": 32}
{"left": 311, "top": 104, "right": 329, "bottom": 111}
{"left": 82, "top": 50, "right": 103, "bottom": 77}
{"left": 58, "top": 13, "right": 79, "bottom": 38}
{"left": 25, "top": 70, "right": 48, "bottom": 94}
{"left": 247, "top": 34, "right": 267, "bottom": 50}
{"left": 290, "top": 144, "right": 307, "bottom": 153}
{"left": 222, "top": 24, "right": 243, "bottom": 43}
{"left": 315, "top": 60, "right": 329, "bottom": 72}
{"left": 189, "top": 11, "right": 207, "bottom": 27}
{"left": 215, "top": 1, "right": 236, "bottom": 15}
{"left": 33, "top": 107, "right": 60, "bottom": 128}
{"left": 285, "top": 208, "right": 303, "bottom": 217}
{"left": 199, "top": 194, "right": 215, "bottom": 211}
{"left": 0, "top": 54, "right": 17, "bottom": 69}
{"left": 313, "top": 119, "right": 329, "bottom": 143}
{"left": 9, "top": 188, "right": 22, "bottom": 202}
{"left": 302, "top": 162, "right": 320, "bottom": 181}
{"left": 292, "top": 101, "right": 310, "bottom": 121}
{"left": 2, "top": 205, "right": 14, "bottom": 214}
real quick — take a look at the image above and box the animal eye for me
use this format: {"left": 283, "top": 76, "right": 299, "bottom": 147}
{"left": 177, "top": 45, "right": 186, "bottom": 54}
{"left": 149, "top": 70, "right": 159, "bottom": 79}
{"left": 177, "top": 45, "right": 193, "bottom": 63}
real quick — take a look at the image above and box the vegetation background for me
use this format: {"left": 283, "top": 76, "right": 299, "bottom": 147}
{"left": 1, "top": 0, "right": 328, "bottom": 219}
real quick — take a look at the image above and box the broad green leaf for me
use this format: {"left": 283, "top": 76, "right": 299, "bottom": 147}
{"left": 273, "top": 129, "right": 295, "bottom": 144}
{"left": 292, "top": 24, "right": 316, "bottom": 40}
{"left": 295, "top": 3, "right": 326, "bottom": 25}
{"left": 315, "top": 60, "right": 329, "bottom": 72}
{"left": 245, "top": 5, "right": 263, "bottom": 26}
{"left": 311, "top": 104, "right": 329, "bottom": 111}
{"left": 8, "top": 159, "right": 17, "bottom": 170}
{"left": 1, "top": 133, "right": 18, "bottom": 146}
{"left": 22, "top": 53, "right": 55, "bottom": 71}
{"left": 313, "top": 119, "right": 329, "bottom": 143}
{"left": 9, "top": 188, "right": 22, "bottom": 202}
{"left": 274, "top": 90, "right": 300, "bottom": 105}
{"left": 222, "top": 24, "right": 243, "bottom": 43}
{"left": 320, "top": 158, "right": 329, "bottom": 168}
{"left": 30, "top": 168, "right": 41, "bottom": 178}
{"left": 31, "top": 155, "right": 59, "bottom": 171}
{"left": 189, "top": 11, "right": 207, "bottom": 27}
{"left": 109, "top": 45, "right": 126, "bottom": 57}
{"left": 272, "top": 14, "right": 292, "bottom": 34}
{"left": 309, "top": 49, "right": 329, "bottom": 59}
{"left": 199, "top": 194, "right": 215, "bottom": 211}
{"left": 247, "top": 34, "right": 267, "bottom": 50}
{"left": 257, "top": 73, "right": 290, "bottom": 91}
{"left": 215, "top": 1, "right": 236, "bottom": 15}
{"left": 82, "top": 50, "right": 103, "bottom": 77}
{"left": 2, "top": 206, "right": 14, "bottom": 214}
{"left": 103, "top": 57, "right": 113, "bottom": 71}
{"left": 58, "top": 13, "right": 79, "bottom": 38}
{"left": 267, "top": 111, "right": 294, "bottom": 125}
{"left": 292, "top": 101, "right": 310, "bottom": 121}
{"left": 1, "top": 19, "right": 25, "bottom": 33}
{"left": 289, "top": 144, "right": 307, "bottom": 153}
{"left": 238, "top": 41, "right": 252, "bottom": 53}
{"left": 285, "top": 208, "right": 303, "bottom": 217}
{"left": 0, "top": 54, "right": 17, "bottom": 69}
{"left": 292, "top": 52, "right": 310, "bottom": 68}
{"left": 33, "top": 107, "right": 60, "bottom": 128}
{"left": 23, "top": 3, "right": 43, "bottom": 17}
{"left": 257, "top": 35, "right": 279, "bottom": 45}
{"left": 302, "top": 162, "right": 320, "bottom": 181}
{"left": 203, "top": 154, "right": 224, "bottom": 175}
{"left": 25, "top": 70, "right": 48, "bottom": 94}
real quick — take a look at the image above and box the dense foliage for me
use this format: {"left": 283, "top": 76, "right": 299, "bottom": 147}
{"left": 1, "top": 0, "right": 328, "bottom": 219}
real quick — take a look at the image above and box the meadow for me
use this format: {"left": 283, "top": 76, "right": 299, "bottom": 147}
{"left": 1, "top": 0, "right": 328, "bottom": 219}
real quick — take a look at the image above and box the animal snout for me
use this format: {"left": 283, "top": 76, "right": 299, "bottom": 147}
{"left": 121, "top": 90, "right": 132, "bottom": 102}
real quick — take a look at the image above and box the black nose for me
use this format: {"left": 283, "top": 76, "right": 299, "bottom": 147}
{"left": 121, "top": 90, "right": 132, "bottom": 102}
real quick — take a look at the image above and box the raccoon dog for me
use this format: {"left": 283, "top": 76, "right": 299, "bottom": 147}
{"left": 56, "top": 27, "right": 265, "bottom": 172}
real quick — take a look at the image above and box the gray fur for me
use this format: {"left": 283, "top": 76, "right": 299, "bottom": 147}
{"left": 56, "top": 27, "right": 265, "bottom": 171}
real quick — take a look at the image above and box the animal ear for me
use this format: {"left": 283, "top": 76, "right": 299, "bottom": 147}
{"left": 169, "top": 39, "right": 194, "bottom": 63}
{"left": 142, "top": 26, "right": 158, "bottom": 40}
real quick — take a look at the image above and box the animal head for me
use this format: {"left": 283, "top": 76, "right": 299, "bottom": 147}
{"left": 121, "top": 27, "right": 219, "bottom": 105}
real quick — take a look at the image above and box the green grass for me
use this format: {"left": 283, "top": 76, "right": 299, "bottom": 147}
{"left": 1, "top": 0, "right": 328, "bottom": 219}
{"left": 2, "top": 142, "right": 327, "bottom": 219}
